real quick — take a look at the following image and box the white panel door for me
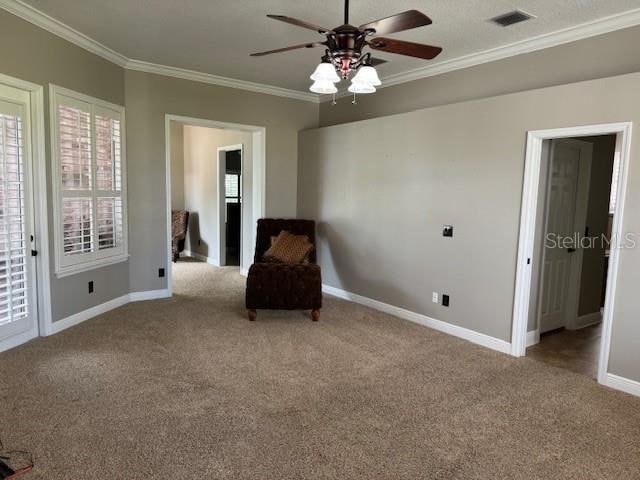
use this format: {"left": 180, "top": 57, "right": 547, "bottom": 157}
{"left": 0, "top": 85, "right": 37, "bottom": 343}
{"left": 539, "top": 139, "right": 591, "bottom": 333}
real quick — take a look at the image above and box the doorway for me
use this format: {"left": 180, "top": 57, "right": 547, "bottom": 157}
{"left": 511, "top": 123, "right": 631, "bottom": 386}
{"left": 528, "top": 135, "right": 619, "bottom": 378}
{"left": 0, "top": 74, "right": 49, "bottom": 353}
{"left": 218, "top": 145, "right": 242, "bottom": 267}
{"left": 164, "top": 115, "right": 265, "bottom": 295}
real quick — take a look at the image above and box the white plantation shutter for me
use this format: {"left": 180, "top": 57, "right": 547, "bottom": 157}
{"left": 59, "top": 105, "right": 91, "bottom": 190}
{"left": 59, "top": 102, "right": 93, "bottom": 256}
{"left": 0, "top": 112, "right": 29, "bottom": 325}
{"left": 62, "top": 197, "right": 92, "bottom": 254}
{"left": 97, "top": 197, "right": 122, "bottom": 250}
{"left": 51, "top": 87, "right": 127, "bottom": 276}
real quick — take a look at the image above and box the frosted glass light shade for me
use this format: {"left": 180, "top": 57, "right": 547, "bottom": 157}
{"left": 310, "top": 62, "right": 340, "bottom": 83}
{"left": 348, "top": 82, "right": 376, "bottom": 94}
{"left": 310, "top": 80, "right": 338, "bottom": 94}
{"left": 351, "top": 66, "right": 381, "bottom": 86}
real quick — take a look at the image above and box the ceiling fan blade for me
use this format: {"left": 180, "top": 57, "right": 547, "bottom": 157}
{"left": 368, "top": 57, "right": 387, "bottom": 67}
{"left": 359, "top": 10, "right": 432, "bottom": 35}
{"left": 250, "top": 42, "right": 326, "bottom": 57}
{"left": 368, "top": 38, "right": 442, "bottom": 60}
{"left": 266, "top": 15, "right": 334, "bottom": 34}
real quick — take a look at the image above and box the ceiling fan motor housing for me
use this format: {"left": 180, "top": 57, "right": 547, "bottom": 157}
{"left": 326, "top": 25, "right": 368, "bottom": 78}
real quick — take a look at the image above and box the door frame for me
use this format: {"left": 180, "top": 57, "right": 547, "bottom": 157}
{"left": 511, "top": 122, "right": 632, "bottom": 386}
{"left": 536, "top": 138, "right": 593, "bottom": 335}
{"left": 0, "top": 73, "right": 51, "bottom": 352}
{"left": 164, "top": 115, "right": 265, "bottom": 295}
{"left": 217, "top": 144, "right": 243, "bottom": 267}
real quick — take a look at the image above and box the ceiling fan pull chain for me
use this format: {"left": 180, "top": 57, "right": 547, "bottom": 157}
{"left": 352, "top": 92, "right": 357, "bottom": 105}
{"left": 332, "top": 92, "right": 337, "bottom": 105}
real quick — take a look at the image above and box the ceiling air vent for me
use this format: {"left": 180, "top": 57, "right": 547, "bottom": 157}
{"left": 489, "top": 10, "right": 534, "bottom": 27}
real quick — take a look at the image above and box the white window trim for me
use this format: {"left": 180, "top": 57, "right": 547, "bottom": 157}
{"left": 49, "top": 85, "right": 128, "bottom": 278}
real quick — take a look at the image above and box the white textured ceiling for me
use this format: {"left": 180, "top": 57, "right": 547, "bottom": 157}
{"left": 18, "top": 0, "right": 640, "bottom": 91}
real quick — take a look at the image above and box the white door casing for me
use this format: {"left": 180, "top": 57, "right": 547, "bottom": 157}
{"left": 512, "top": 123, "right": 631, "bottom": 392}
{"left": 538, "top": 139, "right": 592, "bottom": 333}
{"left": 0, "top": 83, "right": 38, "bottom": 345}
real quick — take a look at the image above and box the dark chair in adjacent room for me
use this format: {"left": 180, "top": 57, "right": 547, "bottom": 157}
{"left": 246, "top": 219, "right": 322, "bottom": 321}
{"left": 171, "top": 210, "right": 189, "bottom": 262}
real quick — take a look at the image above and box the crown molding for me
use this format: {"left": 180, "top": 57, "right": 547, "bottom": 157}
{"left": 4, "top": 0, "right": 640, "bottom": 105}
{"left": 0, "top": 0, "right": 320, "bottom": 103}
{"left": 0, "top": 0, "right": 128, "bottom": 66}
{"left": 125, "top": 60, "right": 320, "bottom": 103}
{"left": 324, "top": 6, "right": 640, "bottom": 102}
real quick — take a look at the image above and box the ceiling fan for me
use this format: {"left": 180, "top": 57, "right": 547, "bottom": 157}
{"left": 250, "top": 0, "right": 442, "bottom": 98}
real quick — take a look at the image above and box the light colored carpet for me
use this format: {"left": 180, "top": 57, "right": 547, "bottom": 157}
{"left": 1, "top": 259, "right": 639, "bottom": 479}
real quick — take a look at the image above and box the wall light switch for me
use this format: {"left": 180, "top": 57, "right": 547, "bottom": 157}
{"left": 432, "top": 292, "right": 439, "bottom": 303}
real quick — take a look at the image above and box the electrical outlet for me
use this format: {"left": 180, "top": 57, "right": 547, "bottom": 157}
{"left": 432, "top": 292, "right": 439, "bottom": 303}
{"left": 88, "top": 281, "right": 94, "bottom": 294}
{"left": 443, "top": 225, "right": 454, "bottom": 237}
{"left": 442, "top": 294, "right": 450, "bottom": 307}
{"left": 158, "top": 268, "right": 165, "bottom": 278}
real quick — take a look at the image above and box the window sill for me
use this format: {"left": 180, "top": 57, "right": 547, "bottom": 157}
{"left": 55, "top": 254, "right": 129, "bottom": 278}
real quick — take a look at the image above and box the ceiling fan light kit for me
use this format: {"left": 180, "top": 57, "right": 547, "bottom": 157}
{"left": 310, "top": 61, "right": 341, "bottom": 83}
{"left": 347, "top": 82, "right": 376, "bottom": 94}
{"left": 310, "top": 79, "right": 339, "bottom": 94}
{"left": 251, "top": 0, "right": 442, "bottom": 104}
{"left": 351, "top": 65, "right": 381, "bottom": 86}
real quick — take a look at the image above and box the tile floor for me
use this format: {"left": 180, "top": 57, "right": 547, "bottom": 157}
{"left": 527, "top": 323, "right": 602, "bottom": 378}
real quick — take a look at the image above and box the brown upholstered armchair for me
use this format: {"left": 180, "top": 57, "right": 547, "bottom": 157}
{"left": 246, "top": 219, "right": 322, "bottom": 321}
{"left": 171, "top": 210, "right": 189, "bottom": 262}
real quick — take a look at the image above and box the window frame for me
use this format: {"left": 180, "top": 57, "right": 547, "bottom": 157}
{"left": 49, "top": 85, "right": 128, "bottom": 278}
{"left": 225, "top": 172, "right": 241, "bottom": 204}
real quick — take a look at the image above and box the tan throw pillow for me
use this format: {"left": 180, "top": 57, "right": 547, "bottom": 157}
{"left": 263, "top": 230, "right": 313, "bottom": 264}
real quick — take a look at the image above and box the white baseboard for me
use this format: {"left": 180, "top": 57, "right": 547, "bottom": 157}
{"left": 322, "top": 284, "right": 512, "bottom": 355}
{"left": 129, "top": 289, "right": 171, "bottom": 302}
{"left": 0, "top": 325, "right": 39, "bottom": 353}
{"left": 575, "top": 311, "right": 602, "bottom": 329}
{"left": 603, "top": 373, "right": 640, "bottom": 397}
{"left": 182, "top": 250, "right": 219, "bottom": 266}
{"left": 48, "top": 289, "right": 171, "bottom": 336}
{"left": 49, "top": 294, "right": 130, "bottom": 335}
{"left": 526, "top": 329, "right": 539, "bottom": 347}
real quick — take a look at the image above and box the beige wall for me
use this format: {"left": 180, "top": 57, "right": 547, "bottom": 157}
{"left": 125, "top": 69, "right": 318, "bottom": 293}
{"left": 179, "top": 125, "right": 252, "bottom": 268}
{"left": 319, "top": 25, "right": 640, "bottom": 127}
{"left": 170, "top": 122, "right": 185, "bottom": 210}
{"left": 0, "top": 10, "right": 129, "bottom": 322}
{"left": 298, "top": 72, "right": 640, "bottom": 383}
